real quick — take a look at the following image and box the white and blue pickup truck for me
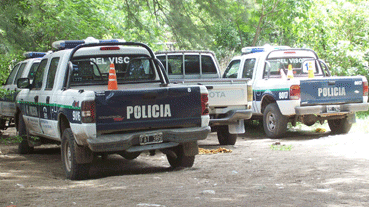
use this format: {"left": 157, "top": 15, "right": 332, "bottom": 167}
{"left": 0, "top": 52, "right": 45, "bottom": 130}
{"left": 223, "top": 45, "right": 369, "bottom": 138}
{"left": 15, "top": 38, "right": 210, "bottom": 180}
{"left": 156, "top": 51, "right": 253, "bottom": 145}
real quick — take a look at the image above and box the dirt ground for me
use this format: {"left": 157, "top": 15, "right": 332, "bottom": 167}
{"left": 1, "top": 120, "right": 369, "bottom": 207}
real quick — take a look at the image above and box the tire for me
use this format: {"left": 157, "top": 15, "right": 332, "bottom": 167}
{"left": 119, "top": 151, "right": 141, "bottom": 160}
{"left": 263, "top": 103, "right": 288, "bottom": 138}
{"left": 17, "top": 113, "right": 34, "bottom": 154}
{"left": 0, "top": 118, "right": 7, "bottom": 130}
{"left": 328, "top": 117, "right": 352, "bottom": 135}
{"left": 216, "top": 125, "right": 237, "bottom": 145}
{"left": 61, "top": 128, "right": 90, "bottom": 180}
{"left": 167, "top": 145, "right": 195, "bottom": 168}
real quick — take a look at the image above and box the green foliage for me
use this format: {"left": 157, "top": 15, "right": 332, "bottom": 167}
{"left": 0, "top": 53, "right": 23, "bottom": 85}
{"left": 0, "top": 0, "right": 368, "bottom": 80}
{"left": 270, "top": 143, "right": 293, "bottom": 151}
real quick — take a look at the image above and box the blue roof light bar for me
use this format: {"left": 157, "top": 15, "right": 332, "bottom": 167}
{"left": 23, "top": 52, "right": 46, "bottom": 59}
{"left": 52, "top": 37, "right": 125, "bottom": 50}
{"left": 242, "top": 45, "right": 291, "bottom": 55}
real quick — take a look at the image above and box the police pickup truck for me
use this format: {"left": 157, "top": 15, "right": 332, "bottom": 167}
{"left": 223, "top": 45, "right": 369, "bottom": 138}
{"left": 0, "top": 52, "right": 45, "bottom": 130}
{"left": 15, "top": 38, "right": 210, "bottom": 180}
{"left": 156, "top": 51, "right": 252, "bottom": 145}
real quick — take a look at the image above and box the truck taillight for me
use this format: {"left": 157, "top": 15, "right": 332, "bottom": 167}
{"left": 81, "top": 100, "right": 95, "bottom": 123}
{"left": 201, "top": 94, "right": 209, "bottom": 115}
{"left": 363, "top": 81, "right": 368, "bottom": 96}
{"left": 247, "top": 85, "right": 253, "bottom": 102}
{"left": 290, "top": 85, "right": 300, "bottom": 100}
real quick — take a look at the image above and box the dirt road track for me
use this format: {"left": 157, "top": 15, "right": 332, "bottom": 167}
{"left": 1, "top": 124, "right": 369, "bottom": 207}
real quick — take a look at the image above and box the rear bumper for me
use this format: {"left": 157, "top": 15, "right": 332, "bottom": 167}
{"left": 209, "top": 109, "right": 253, "bottom": 126}
{"left": 295, "top": 103, "right": 369, "bottom": 115}
{"left": 87, "top": 126, "right": 211, "bottom": 153}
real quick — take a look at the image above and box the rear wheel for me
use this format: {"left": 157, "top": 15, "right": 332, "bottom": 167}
{"left": 167, "top": 145, "right": 195, "bottom": 168}
{"left": 263, "top": 103, "right": 288, "bottom": 138}
{"left": 61, "top": 128, "right": 90, "bottom": 180}
{"left": 17, "top": 113, "right": 34, "bottom": 154}
{"left": 119, "top": 151, "right": 141, "bottom": 160}
{"left": 328, "top": 117, "right": 352, "bottom": 134}
{"left": 216, "top": 126, "right": 237, "bottom": 145}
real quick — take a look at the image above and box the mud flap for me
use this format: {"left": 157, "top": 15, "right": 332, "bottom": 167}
{"left": 228, "top": 120, "right": 245, "bottom": 134}
{"left": 182, "top": 141, "right": 199, "bottom": 156}
{"left": 75, "top": 142, "right": 93, "bottom": 164}
{"left": 347, "top": 113, "right": 356, "bottom": 124}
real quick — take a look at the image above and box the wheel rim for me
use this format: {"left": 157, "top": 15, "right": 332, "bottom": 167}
{"left": 266, "top": 111, "right": 276, "bottom": 132}
{"left": 64, "top": 142, "right": 72, "bottom": 171}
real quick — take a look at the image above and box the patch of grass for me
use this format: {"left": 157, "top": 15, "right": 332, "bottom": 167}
{"left": 356, "top": 111, "right": 369, "bottom": 119}
{"left": 270, "top": 144, "right": 293, "bottom": 151}
{"left": 0, "top": 135, "right": 22, "bottom": 144}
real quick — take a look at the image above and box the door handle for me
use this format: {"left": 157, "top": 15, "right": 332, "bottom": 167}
{"left": 46, "top": 96, "right": 50, "bottom": 104}
{"left": 34, "top": 96, "right": 39, "bottom": 103}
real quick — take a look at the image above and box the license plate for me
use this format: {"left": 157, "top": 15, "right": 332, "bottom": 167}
{"left": 327, "top": 105, "right": 340, "bottom": 113}
{"left": 139, "top": 133, "right": 163, "bottom": 145}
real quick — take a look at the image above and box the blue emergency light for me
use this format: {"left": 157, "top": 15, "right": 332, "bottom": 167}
{"left": 52, "top": 37, "right": 125, "bottom": 50}
{"left": 23, "top": 52, "right": 46, "bottom": 59}
{"left": 242, "top": 45, "right": 291, "bottom": 54}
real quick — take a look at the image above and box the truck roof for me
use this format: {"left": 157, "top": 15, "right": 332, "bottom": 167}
{"left": 237, "top": 46, "right": 318, "bottom": 60}
{"left": 156, "top": 50, "right": 216, "bottom": 56}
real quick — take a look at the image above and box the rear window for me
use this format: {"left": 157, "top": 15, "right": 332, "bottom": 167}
{"left": 70, "top": 55, "right": 157, "bottom": 86}
{"left": 263, "top": 57, "right": 323, "bottom": 79}
{"left": 157, "top": 54, "right": 217, "bottom": 75}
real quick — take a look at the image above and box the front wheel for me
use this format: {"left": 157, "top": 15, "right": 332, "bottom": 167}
{"left": 216, "top": 126, "right": 237, "bottom": 145}
{"left": 167, "top": 145, "right": 195, "bottom": 168}
{"left": 17, "top": 113, "right": 34, "bottom": 154}
{"left": 61, "top": 128, "right": 90, "bottom": 180}
{"left": 263, "top": 103, "right": 288, "bottom": 138}
{"left": 328, "top": 117, "right": 352, "bottom": 134}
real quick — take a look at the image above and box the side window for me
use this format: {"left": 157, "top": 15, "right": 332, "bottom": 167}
{"left": 5, "top": 64, "right": 20, "bottom": 85}
{"left": 14, "top": 63, "right": 27, "bottom": 83}
{"left": 242, "top": 58, "right": 256, "bottom": 79}
{"left": 263, "top": 60, "right": 282, "bottom": 79}
{"left": 201, "top": 55, "right": 217, "bottom": 74}
{"left": 222, "top": 60, "right": 240, "bottom": 78}
{"left": 32, "top": 59, "right": 48, "bottom": 90}
{"left": 45, "top": 57, "right": 60, "bottom": 90}
{"left": 28, "top": 62, "right": 40, "bottom": 80}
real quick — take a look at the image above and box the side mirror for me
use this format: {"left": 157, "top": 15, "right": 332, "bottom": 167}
{"left": 17, "top": 78, "right": 31, "bottom": 89}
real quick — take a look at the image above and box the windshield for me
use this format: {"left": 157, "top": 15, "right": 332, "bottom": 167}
{"left": 70, "top": 55, "right": 157, "bottom": 86}
{"left": 263, "top": 57, "right": 323, "bottom": 79}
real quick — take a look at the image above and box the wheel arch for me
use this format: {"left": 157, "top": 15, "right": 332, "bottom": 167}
{"left": 261, "top": 94, "right": 276, "bottom": 114}
{"left": 15, "top": 107, "right": 21, "bottom": 130}
{"left": 58, "top": 112, "right": 70, "bottom": 139}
